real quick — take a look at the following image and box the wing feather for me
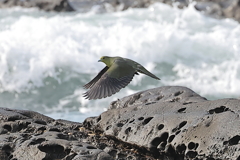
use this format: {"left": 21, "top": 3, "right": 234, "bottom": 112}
{"left": 83, "top": 58, "right": 137, "bottom": 100}
{"left": 83, "top": 74, "right": 134, "bottom": 100}
{"left": 83, "top": 66, "right": 109, "bottom": 89}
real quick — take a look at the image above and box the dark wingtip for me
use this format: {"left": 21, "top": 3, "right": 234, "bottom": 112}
{"left": 83, "top": 93, "right": 89, "bottom": 99}
{"left": 83, "top": 84, "right": 90, "bottom": 89}
{"left": 83, "top": 91, "right": 99, "bottom": 100}
{"left": 153, "top": 76, "right": 161, "bottom": 80}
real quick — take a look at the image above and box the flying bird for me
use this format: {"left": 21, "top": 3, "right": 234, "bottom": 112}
{"left": 83, "top": 56, "right": 160, "bottom": 100}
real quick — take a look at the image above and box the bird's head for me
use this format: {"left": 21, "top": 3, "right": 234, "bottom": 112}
{"left": 98, "top": 56, "right": 113, "bottom": 67}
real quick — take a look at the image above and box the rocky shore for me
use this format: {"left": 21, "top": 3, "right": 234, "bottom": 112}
{"left": 0, "top": 0, "right": 240, "bottom": 22}
{"left": 0, "top": 86, "right": 239, "bottom": 159}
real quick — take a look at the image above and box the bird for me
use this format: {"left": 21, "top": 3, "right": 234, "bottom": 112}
{"left": 83, "top": 56, "right": 160, "bottom": 100}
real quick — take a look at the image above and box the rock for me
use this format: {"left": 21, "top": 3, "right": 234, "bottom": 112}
{"left": 0, "top": 108, "right": 113, "bottom": 160}
{"left": 0, "top": 0, "right": 240, "bottom": 22}
{"left": 0, "top": 0, "right": 74, "bottom": 12}
{"left": 85, "top": 86, "right": 240, "bottom": 159}
{"left": 194, "top": 1, "right": 223, "bottom": 19}
{"left": 194, "top": 0, "right": 240, "bottom": 22}
{"left": 12, "top": 131, "right": 112, "bottom": 160}
{"left": 0, "top": 86, "right": 240, "bottom": 159}
{"left": 67, "top": 0, "right": 153, "bottom": 13}
{"left": 222, "top": 0, "right": 240, "bottom": 22}
{"left": 109, "top": 86, "right": 207, "bottom": 109}
{"left": 81, "top": 0, "right": 240, "bottom": 23}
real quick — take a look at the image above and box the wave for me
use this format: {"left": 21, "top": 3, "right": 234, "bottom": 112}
{"left": 0, "top": 3, "right": 239, "bottom": 121}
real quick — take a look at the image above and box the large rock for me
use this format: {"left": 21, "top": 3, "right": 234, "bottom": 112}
{"left": 0, "top": 107, "right": 157, "bottom": 159}
{"left": 85, "top": 86, "right": 240, "bottom": 159}
{"left": 0, "top": 108, "right": 113, "bottom": 160}
{"left": 0, "top": 86, "right": 239, "bottom": 159}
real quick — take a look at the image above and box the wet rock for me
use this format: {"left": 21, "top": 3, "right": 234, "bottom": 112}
{"left": 86, "top": 86, "right": 240, "bottom": 159}
{"left": 68, "top": 0, "right": 153, "bottom": 13}
{"left": 0, "top": 0, "right": 74, "bottom": 11}
{"left": 194, "top": 0, "right": 240, "bottom": 22}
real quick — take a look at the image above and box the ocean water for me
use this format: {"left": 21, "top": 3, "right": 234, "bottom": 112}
{"left": 0, "top": 3, "right": 239, "bottom": 122}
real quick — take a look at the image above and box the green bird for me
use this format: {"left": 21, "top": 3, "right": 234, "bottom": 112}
{"left": 83, "top": 56, "right": 160, "bottom": 100}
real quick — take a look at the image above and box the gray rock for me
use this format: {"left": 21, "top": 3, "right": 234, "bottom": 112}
{"left": 12, "top": 131, "right": 111, "bottom": 160}
{"left": 194, "top": 0, "right": 240, "bottom": 22}
{"left": 0, "top": 108, "right": 114, "bottom": 160}
{"left": 68, "top": 0, "right": 153, "bottom": 13}
{"left": 0, "top": 107, "right": 53, "bottom": 122}
{"left": 0, "top": 0, "right": 74, "bottom": 11}
{"left": 86, "top": 86, "right": 240, "bottom": 159}
{"left": 1, "top": 86, "right": 240, "bottom": 159}
{"left": 222, "top": 0, "right": 240, "bottom": 22}
{"left": 109, "top": 86, "right": 207, "bottom": 109}
{"left": 195, "top": 1, "right": 223, "bottom": 19}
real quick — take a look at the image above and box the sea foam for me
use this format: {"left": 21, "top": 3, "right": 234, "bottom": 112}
{"left": 0, "top": 3, "right": 239, "bottom": 121}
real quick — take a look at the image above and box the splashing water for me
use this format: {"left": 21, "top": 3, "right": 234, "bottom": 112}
{"left": 0, "top": 3, "right": 239, "bottom": 122}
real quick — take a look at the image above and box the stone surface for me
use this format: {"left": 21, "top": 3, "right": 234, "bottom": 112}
{"left": 86, "top": 86, "right": 240, "bottom": 159}
{"left": 0, "top": 86, "right": 240, "bottom": 159}
{"left": 0, "top": 107, "right": 157, "bottom": 159}
{"left": 0, "top": 108, "right": 113, "bottom": 160}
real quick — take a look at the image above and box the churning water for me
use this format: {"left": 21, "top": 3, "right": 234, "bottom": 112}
{"left": 0, "top": 3, "right": 239, "bottom": 122}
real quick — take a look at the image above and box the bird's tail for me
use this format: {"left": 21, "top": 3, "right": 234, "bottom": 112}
{"left": 137, "top": 67, "right": 160, "bottom": 80}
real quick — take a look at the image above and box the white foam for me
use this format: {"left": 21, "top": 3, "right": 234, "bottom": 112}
{"left": 0, "top": 3, "right": 240, "bottom": 121}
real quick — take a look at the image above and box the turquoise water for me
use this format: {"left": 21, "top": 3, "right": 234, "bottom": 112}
{"left": 0, "top": 3, "right": 239, "bottom": 122}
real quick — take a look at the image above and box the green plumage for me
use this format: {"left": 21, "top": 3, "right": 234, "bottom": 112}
{"left": 83, "top": 56, "right": 160, "bottom": 100}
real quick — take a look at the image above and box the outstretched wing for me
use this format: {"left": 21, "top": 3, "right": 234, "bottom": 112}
{"left": 83, "top": 66, "right": 109, "bottom": 89}
{"left": 83, "top": 60, "right": 135, "bottom": 100}
{"left": 83, "top": 74, "right": 134, "bottom": 100}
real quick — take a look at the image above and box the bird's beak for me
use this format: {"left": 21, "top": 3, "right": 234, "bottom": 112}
{"left": 98, "top": 59, "right": 102, "bottom": 62}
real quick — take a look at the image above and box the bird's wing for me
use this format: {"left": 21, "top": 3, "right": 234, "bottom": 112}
{"left": 83, "top": 66, "right": 109, "bottom": 89}
{"left": 83, "top": 60, "right": 135, "bottom": 100}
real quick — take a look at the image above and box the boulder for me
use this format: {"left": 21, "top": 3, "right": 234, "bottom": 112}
{"left": 85, "top": 86, "right": 240, "bottom": 159}
{"left": 0, "top": 108, "right": 113, "bottom": 160}
{"left": 0, "top": 86, "right": 239, "bottom": 159}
